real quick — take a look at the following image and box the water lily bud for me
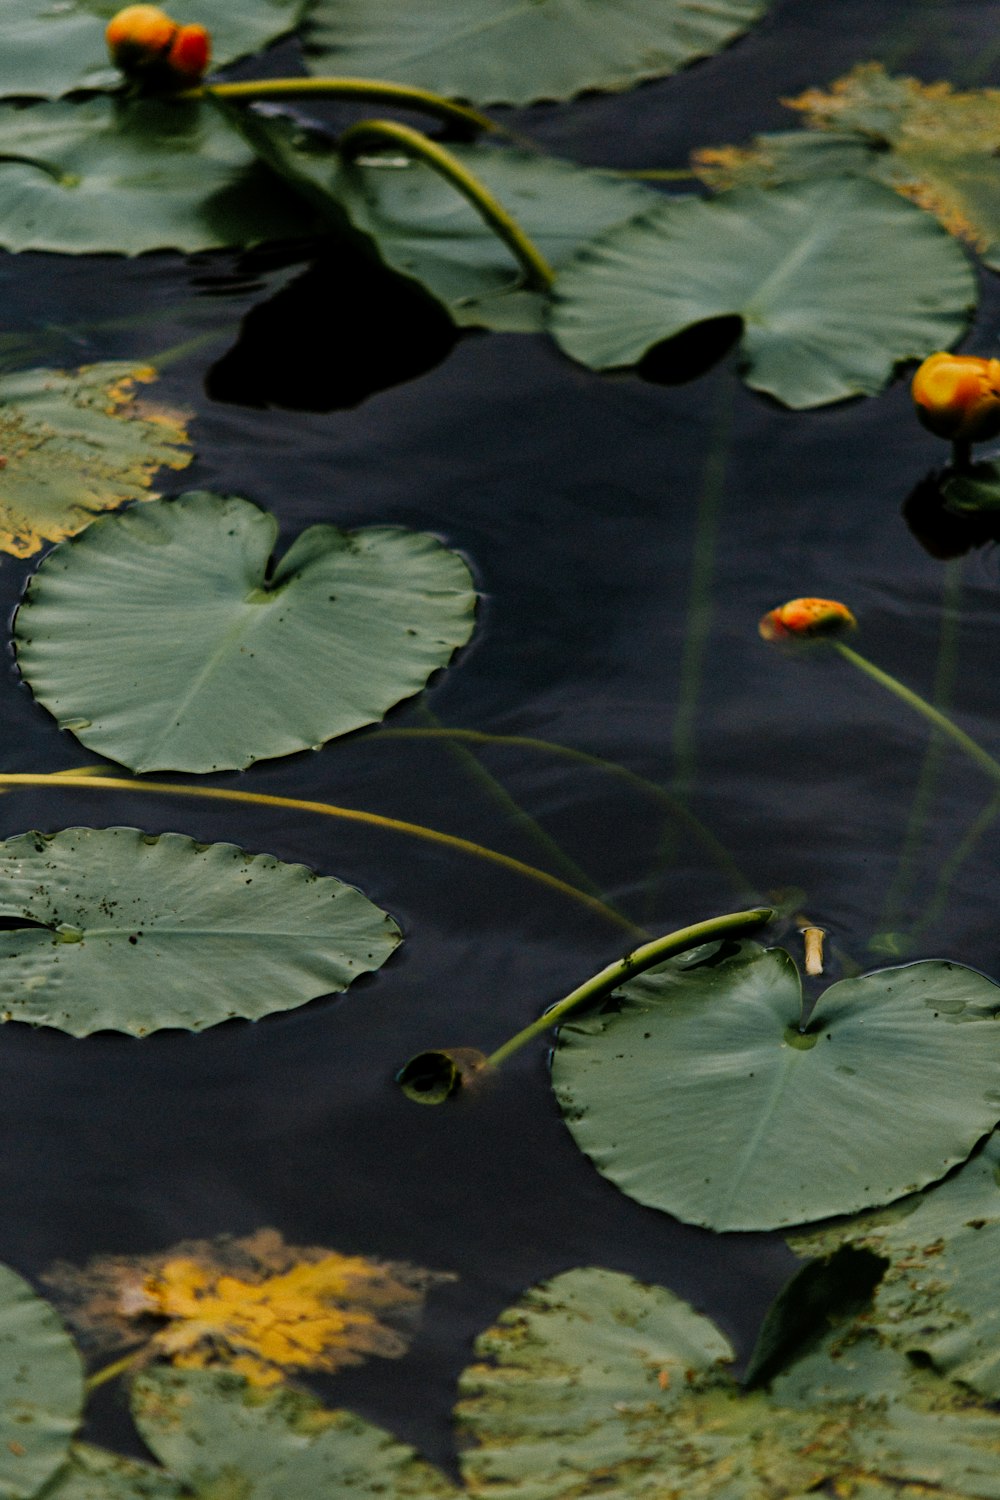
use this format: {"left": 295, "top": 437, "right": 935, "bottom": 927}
{"left": 759, "top": 598, "right": 857, "bottom": 642}
{"left": 911, "top": 352, "right": 1000, "bottom": 444}
{"left": 167, "top": 23, "right": 211, "bottom": 83}
{"left": 105, "top": 5, "right": 178, "bottom": 73}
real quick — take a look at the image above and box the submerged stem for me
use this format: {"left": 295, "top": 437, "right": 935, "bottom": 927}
{"left": 338, "top": 119, "right": 555, "bottom": 291}
{"left": 485, "top": 906, "right": 773, "bottom": 1069}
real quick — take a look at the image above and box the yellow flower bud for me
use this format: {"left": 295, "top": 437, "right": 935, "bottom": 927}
{"left": 758, "top": 598, "right": 857, "bottom": 642}
{"left": 911, "top": 352, "right": 1000, "bottom": 444}
{"left": 105, "top": 6, "right": 178, "bottom": 72}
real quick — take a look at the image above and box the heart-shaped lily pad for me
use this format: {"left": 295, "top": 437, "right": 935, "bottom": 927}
{"left": 0, "top": 826, "right": 401, "bottom": 1037}
{"left": 0, "top": 1262, "right": 83, "bottom": 1498}
{"left": 303, "top": 0, "right": 772, "bottom": 105}
{"left": 0, "top": 0, "right": 308, "bottom": 100}
{"left": 551, "top": 940, "right": 1000, "bottom": 1231}
{"left": 550, "top": 177, "right": 975, "bottom": 407}
{"left": 15, "top": 492, "right": 477, "bottom": 774}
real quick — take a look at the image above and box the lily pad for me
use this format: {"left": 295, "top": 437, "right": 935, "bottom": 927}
{"left": 0, "top": 96, "right": 316, "bottom": 255}
{"left": 550, "top": 941, "right": 1000, "bottom": 1231}
{"left": 456, "top": 1266, "right": 1000, "bottom": 1500}
{"left": 303, "top": 0, "right": 772, "bottom": 106}
{"left": 222, "top": 108, "right": 658, "bottom": 332}
{"left": 0, "top": 0, "right": 308, "bottom": 100}
{"left": 0, "top": 362, "right": 191, "bottom": 559}
{"left": 790, "top": 1131, "right": 1000, "bottom": 1401}
{"left": 694, "top": 65, "right": 1000, "bottom": 273}
{"left": 15, "top": 491, "right": 477, "bottom": 774}
{"left": 38, "top": 1446, "right": 183, "bottom": 1500}
{"left": 550, "top": 177, "right": 975, "bottom": 407}
{"left": 132, "top": 1367, "right": 460, "bottom": 1500}
{"left": 0, "top": 1262, "right": 83, "bottom": 1499}
{"left": 0, "top": 826, "right": 401, "bottom": 1037}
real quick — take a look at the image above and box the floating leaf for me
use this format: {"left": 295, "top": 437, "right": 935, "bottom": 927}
{"left": 133, "top": 1367, "right": 460, "bottom": 1500}
{"left": 0, "top": 0, "right": 308, "bottom": 100}
{"left": 693, "top": 64, "right": 1000, "bottom": 272}
{"left": 15, "top": 491, "right": 477, "bottom": 774}
{"left": 0, "top": 362, "right": 190, "bottom": 559}
{"left": 550, "top": 940, "right": 1000, "bottom": 1231}
{"left": 39, "top": 1445, "right": 183, "bottom": 1500}
{"left": 790, "top": 1131, "right": 1000, "bottom": 1401}
{"left": 0, "top": 827, "right": 400, "bottom": 1037}
{"left": 303, "top": 0, "right": 772, "bottom": 106}
{"left": 550, "top": 177, "right": 975, "bottom": 407}
{"left": 47, "top": 1229, "right": 451, "bottom": 1388}
{"left": 0, "top": 1262, "right": 83, "bottom": 1499}
{"left": 224, "top": 108, "right": 658, "bottom": 332}
{"left": 0, "top": 97, "right": 315, "bottom": 255}
{"left": 456, "top": 1266, "right": 1000, "bottom": 1500}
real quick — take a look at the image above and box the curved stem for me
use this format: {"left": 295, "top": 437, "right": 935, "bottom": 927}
{"left": 485, "top": 906, "right": 773, "bottom": 1068}
{"left": 338, "top": 119, "right": 555, "bottom": 291}
{"left": 204, "top": 78, "right": 496, "bottom": 138}
{"left": 0, "top": 772, "right": 639, "bottom": 936}
{"left": 832, "top": 641, "right": 1000, "bottom": 788}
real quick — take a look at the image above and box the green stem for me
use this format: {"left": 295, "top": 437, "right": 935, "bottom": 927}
{"left": 485, "top": 906, "right": 772, "bottom": 1068}
{"left": 0, "top": 772, "right": 639, "bottom": 937}
{"left": 832, "top": 640, "right": 1000, "bottom": 787}
{"left": 204, "top": 78, "right": 496, "bottom": 138}
{"left": 911, "top": 790, "right": 1000, "bottom": 943}
{"left": 338, "top": 119, "right": 555, "bottom": 291}
{"left": 85, "top": 1349, "right": 145, "bottom": 1393}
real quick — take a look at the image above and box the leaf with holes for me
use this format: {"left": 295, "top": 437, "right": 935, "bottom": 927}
{"left": 0, "top": 827, "right": 400, "bottom": 1037}
{"left": 550, "top": 177, "right": 974, "bottom": 407}
{"left": 15, "top": 491, "right": 477, "bottom": 774}
{"left": 551, "top": 940, "right": 1000, "bottom": 1231}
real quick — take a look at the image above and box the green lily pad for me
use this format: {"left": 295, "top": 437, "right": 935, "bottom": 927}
{"left": 456, "top": 1266, "right": 1000, "bottom": 1500}
{"left": 0, "top": 362, "right": 191, "bottom": 559}
{"left": 303, "top": 0, "right": 772, "bottom": 106}
{"left": 15, "top": 491, "right": 477, "bottom": 774}
{"left": 790, "top": 1131, "right": 1000, "bottom": 1401}
{"left": 0, "top": 1263, "right": 82, "bottom": 1498}
{"left": 694, "top": 65, "right": 1000, "bottom": 273}
{"left": 132, "top": 1367, "right": 460, "bottom": 1500}
{"left": 222, "top": 108, "right": 658, "bottom": 332}
{"left": 550, "top": 177, "right": 975, "bottom": 407}
{"left": 38, "top": 1446, "right": 183, "bottom": 1500}
{"left": 0, "top": 826, "right": 401, "bottom": 1037}
{"left": 550, "top": 941, "right": 1000, "bottom": 1231}
{"left": 0, "top": 96, "right": 316, "bottom": 255}
{"left": 0, "top": 0, "right": 308, "bottom": 100}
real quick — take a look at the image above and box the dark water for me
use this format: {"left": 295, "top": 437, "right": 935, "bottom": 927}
{"left": 3, "top": 0, "right": 1000, "bottom": 1469}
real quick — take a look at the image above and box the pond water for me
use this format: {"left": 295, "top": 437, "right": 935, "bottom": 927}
{"left": 3, "top": 0, "right": 1000, "bottom": 1475}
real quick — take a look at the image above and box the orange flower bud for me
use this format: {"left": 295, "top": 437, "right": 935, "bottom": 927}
{"left": 105, "top": 5, "right": 178, "bottom": 72}
{"left": 759, "top": 598, "right": 857, "bottom": 642}
{"left": 911, "top": 352, "right": 1000, "bottom": 444}
{"left": 167, "top": 23, "right": 211, "bottom": 82}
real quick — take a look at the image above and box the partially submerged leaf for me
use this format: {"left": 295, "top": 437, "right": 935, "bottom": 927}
{"left": 48, "top": 1229, "right": 451, "bottom": 1387}
{"left": 133, "top": 1366, "right": 461, "bottom": 1500}
{"left": 941, "top": 458, "right": 1000, "bottom": 514}
{"left": 0, "top": 0, "right": 308, "bottom": 100}
{"left": 0, "top": 362, "right": 191, "bottom": 558}
{"left": 15, "top": 491, "right": 477, "bottom": 774}
{"left": 304, "top": 0, "right": 772, "bottom": 106}
{"left": 551, "top": 940, "right": 1000, "bottom": 1230}
{"left": 0, "top": 827, "right": 401, "bottom": 1036}
{"left": 0, "top": 97, "right": 316, "bottom": 255}
{"left": 550, "top": 177, "right": 975, "bottom": 406}
{"left": 0, "top": 1262, "right": 83, "bottom": 1499}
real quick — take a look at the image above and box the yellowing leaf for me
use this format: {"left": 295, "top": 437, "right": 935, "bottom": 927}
{"left": 692, "top": 64, "right": 1000, "bottom": 269}
{"left": 0, "top": 360, "right": 191, "bottom": 557}
{"left": 45, "top": 1228, "right": 453, "bottom": 1388}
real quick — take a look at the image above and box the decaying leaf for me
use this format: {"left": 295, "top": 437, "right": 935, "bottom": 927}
{"left": 45, "top": 1228, "right": 453, "bottom": 1388}
{"left": 0, "top": 361, "right": 191, "bottom": 557}
{"left": 692, "top": 64, "right": 1000, "bottom": 269}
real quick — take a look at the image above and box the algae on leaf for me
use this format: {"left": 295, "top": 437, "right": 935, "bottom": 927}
{"left": 0, "top": 363, "right": 191, "bottom": 558}
{"left": 15, "top": 491, "right": 477, "bottom": 774}
{"left": 0, "top": 827, "right": 401, "bottom": 1036}
{"left": 551, "top": 176, "right": 975, "bottom": 406}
